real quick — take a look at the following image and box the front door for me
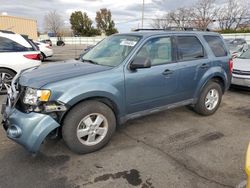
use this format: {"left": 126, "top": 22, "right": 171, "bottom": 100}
{"left": 125, "top": 36, "right": 180, "bottom": 114}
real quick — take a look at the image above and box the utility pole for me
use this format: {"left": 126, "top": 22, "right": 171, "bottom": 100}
{"left": 142, "top": 0, "right": 145, "bottom": 28}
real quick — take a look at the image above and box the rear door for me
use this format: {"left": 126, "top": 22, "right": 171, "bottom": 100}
{"left": 175, "top": 35, "right": 210, "bottom": 100}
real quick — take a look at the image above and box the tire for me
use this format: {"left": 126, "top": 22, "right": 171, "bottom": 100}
{"left": 0, "top": 68, "right": 16, "bottom": 95}
{"left": 62, "top": 100, "right": 116, "bottom": 154}
{"left": 194, "top": 81, "right": 222, "bottom": 116}
{"left": 40, "top": 53, "right": 46, "bottom": 62}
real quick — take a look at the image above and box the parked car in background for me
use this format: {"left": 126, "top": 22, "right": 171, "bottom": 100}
{"left": 75, "top": 45, "right": 95, "bottom": 60}
{"left": 0, "top": 30, "right": 41, "bottom": 94}
{"left": 40, "top": 39, "right": 52, "bottom": 46}
{"left": 232, "top": 48, "right": 250, "bottom": 88}
{"left": 34, "top": 41, "right": 54, "bottom": 62}
{"left": 225, "top": 38, "right": 248, "bottom": 58}
{"left": 57, "top": 40, "right": 65, "bottom": 46}
{"left": 2, "top": 31, "right": 232, "bottom": 154}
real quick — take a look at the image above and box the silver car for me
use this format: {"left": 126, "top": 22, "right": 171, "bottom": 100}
{"left": 232, "top": 49, "right": 250, "bottom": 88}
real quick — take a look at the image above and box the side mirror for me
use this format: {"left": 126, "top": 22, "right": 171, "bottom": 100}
{"left": 130, "top": 57, "right": 151, "bottom": 70}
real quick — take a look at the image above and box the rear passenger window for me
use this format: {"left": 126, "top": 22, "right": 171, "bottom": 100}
{"left": 204, "top": 35, "right": 227, "bottom": 57}
{"left": 0, "top": 37, "right": 29, "bottom": 52}
{"left": 177, "top": 36, "right": 205, "bottom": 61}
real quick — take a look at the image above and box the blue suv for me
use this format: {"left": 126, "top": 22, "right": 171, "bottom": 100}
{"left": 2, "top": 31, "right": 232, "bottom": 154}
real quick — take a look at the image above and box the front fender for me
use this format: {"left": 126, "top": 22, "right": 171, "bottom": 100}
{"left": 57, "top": 83, "right": 125, "bottom": 117}
{"left": 194, "top": 66, "right": 229, "bottom": 98}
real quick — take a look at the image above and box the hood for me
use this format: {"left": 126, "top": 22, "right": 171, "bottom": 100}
{"left": 19, "top": 60, "right": 112, "bottom": 88}
{"left": 233, "top": 58, "right": 250, "bottom": 71}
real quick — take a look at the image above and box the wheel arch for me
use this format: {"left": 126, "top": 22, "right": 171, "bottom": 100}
{"left": 59, "top": 96, "right": 120, "bottom": 126}
{"left": 195, "top": 72, "right": 227, "bottom": 99}
{"left": 0, "top": 67, "right": 17, "bottom": 74}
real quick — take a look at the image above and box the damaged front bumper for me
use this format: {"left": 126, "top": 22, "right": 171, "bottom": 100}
{"left": 2, "top": 108, "right": 60, "bottom": 153}
{"left": 1, "top": 72, "right": 60, "bottom": 153}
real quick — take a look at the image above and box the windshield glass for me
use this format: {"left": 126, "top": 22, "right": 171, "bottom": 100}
{"left": 228, "top": 44, "right": 243, "bottom": 52}
{"left": 81, "top": 35, "right": 141, "bottom": 67}
{"left": 238, "top": 49, "right": 250, "bottom": 59}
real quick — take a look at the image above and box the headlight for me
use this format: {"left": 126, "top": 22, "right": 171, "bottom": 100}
{"left": 23, "top": 87, "right": 51, "bottom": 105}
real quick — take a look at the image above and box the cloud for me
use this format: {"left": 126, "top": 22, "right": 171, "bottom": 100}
{"left": 0, "top": 0, "right": 226, "bottom": 32}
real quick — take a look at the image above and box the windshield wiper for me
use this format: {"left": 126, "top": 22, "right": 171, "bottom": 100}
{"left": 82, "top": 59, "right": 99, "bottom": 65}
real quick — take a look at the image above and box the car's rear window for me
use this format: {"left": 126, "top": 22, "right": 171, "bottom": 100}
{"left": 204, "top": 35, "right": 228, "bottom": 57}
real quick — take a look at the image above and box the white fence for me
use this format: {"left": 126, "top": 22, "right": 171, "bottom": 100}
{"left": 49, "top": 36, "right": 105, "bottom": 45}
{"left": 222, "top": 33, "right": 250, "bottom": 44}
{"left": 40, "top": 33, "right": 250, "bottom": 45}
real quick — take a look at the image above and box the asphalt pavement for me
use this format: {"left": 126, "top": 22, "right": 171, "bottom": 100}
{"left": 0, "top": 45, "right": 249, "bottom": 188}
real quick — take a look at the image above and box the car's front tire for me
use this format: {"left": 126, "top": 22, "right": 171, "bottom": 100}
{"left": 62, "top": 100, "right": 116, "bottom": 154}
{"left": 194, "top": 81, "right": 222, "bottom": 116}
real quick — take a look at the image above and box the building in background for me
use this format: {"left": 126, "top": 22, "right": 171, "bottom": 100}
{"left": 0, "top": 15, "right": 38, "bottom": 40}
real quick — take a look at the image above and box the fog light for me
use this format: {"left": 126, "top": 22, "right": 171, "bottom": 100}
{"left": 7, "top": 125, "right": 22, "bottom": 138}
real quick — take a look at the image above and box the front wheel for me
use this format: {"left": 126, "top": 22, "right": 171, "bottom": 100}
{"left": 62, "top": 100, "right": 116, "bottom": 154}
{"left": 194, "top": 81, "right": 222, "bottom": 116}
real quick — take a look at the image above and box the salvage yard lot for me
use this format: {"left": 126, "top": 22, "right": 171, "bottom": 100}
{"left": 0, "top": 45, "right": 250, "bottom": 188}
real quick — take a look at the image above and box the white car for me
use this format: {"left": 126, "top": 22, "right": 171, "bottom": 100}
{"left": 35, "top": 41, "right": 53, "bottom": 61}
{"left": 0, "top": 30, "right": 41, "bottom": 94}
{"left": 232, "top": 49, "right": 250, "bottom": 88}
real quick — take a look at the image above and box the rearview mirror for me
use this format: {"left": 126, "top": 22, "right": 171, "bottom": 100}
{"left": 130, "top": 57, "right": 151, "bottom": 70}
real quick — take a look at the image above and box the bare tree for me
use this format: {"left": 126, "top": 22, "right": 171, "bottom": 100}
{"left": 44, "top": 10, "right": 64, "bottom": 37}
{"left": 217, "top": 0, "right": 248, "bottom": 30}
{"left": 151, "top": 8, "right": 194, "bottom": 29}
{"left": 151, "top": 15, "right": 171, "bottom": 29}
{"left": 191, "top": 0, "right": 218, "bottom": 30}
{"left": 168, "top": 8, "right": 194, "bottom": 28}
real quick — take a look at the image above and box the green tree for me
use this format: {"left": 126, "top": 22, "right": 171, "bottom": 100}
{"left": 95, "top": 8, "right": 118, "bottom": 36}
{"left": 70, "top": 11, "right": 99, "bottom": 36}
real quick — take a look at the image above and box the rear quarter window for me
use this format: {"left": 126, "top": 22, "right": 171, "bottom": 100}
{"left": 204, "top": 35, "right": 228, "bottom": 57}
{"left": 0, "top": 37, "right": 32, "bottom": 52}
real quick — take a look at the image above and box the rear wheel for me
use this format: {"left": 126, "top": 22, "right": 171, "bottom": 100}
{"left": 40, "top": 52, "right": 46, "bottom": 62}
{"left": 0, "top": 68, "right": 16, "bottom": 95}
{"left": 62, "top": 100, "right": 116, "bottom": 154}
{"left": 194, "top": 81, "right": 222, "bottom": 116}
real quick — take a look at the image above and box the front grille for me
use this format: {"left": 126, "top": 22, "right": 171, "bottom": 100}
{"left": 232, "top": 69, "right": 250, "bottom": 76}
{"left": 15, "top": 86, "right": 27, "bottom": 112}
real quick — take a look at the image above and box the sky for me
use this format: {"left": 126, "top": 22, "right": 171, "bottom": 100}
{"left": 0, "top": 0, "right": 243, "bottom": 33}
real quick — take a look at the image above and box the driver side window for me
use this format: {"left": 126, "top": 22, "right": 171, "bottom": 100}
{"left": 135, "top": 37, "right": 172, "bottom": 66}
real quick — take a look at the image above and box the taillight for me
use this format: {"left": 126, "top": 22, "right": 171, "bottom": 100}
{"left": 228, "top": 59, "right": 233, "bottom": 74}
{"left": 23, "top": 54, "right": 40, "bottom": 60}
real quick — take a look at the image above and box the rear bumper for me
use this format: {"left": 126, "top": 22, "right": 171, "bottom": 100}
{"left": 232, "top": 76, "right": 250, "bottom": 88}
{"left": 42, "top": 50, "right": 53, "bottom": 58}
{"left": 2, "top": 108, "right": 60, "bottom": 153}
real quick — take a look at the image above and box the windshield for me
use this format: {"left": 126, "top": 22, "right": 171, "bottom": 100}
{"left": 238, "top": 49, "right": 250, "bottom": 59}
{"left": 228, "top": 44, "right": 243, "bottom": 52}
{"left": 81, "top": 35, "right": 141, "bottom": 67}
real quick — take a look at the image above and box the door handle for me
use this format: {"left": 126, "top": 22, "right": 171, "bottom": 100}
{"left": 200, "top": 63, "right": 209, "bottom": 69}
{"left": 162, "top": 69, "right": 174, "bottom": 76}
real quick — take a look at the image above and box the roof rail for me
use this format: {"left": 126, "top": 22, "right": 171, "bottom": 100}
{"left": 0, "top": 30, "right": 15, "bottom": 34}
{"left": 134, "top": 27, "right": 211, "bottom": 32}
